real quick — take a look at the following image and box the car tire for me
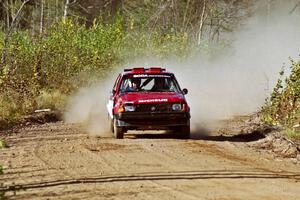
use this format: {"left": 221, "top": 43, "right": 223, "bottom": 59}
{"left": 173, "top": 125, "right": 190, "bottom": 139}
{"left": 180, "top": 125, "right": 190, "bottom": 139}
{"left": 113, "top": 118, "right": 124, "bottom": 139}
{"left": 108, "top": 114, "right": 114, "bottom": 134}
{"left": 110, "top": 118, "right": 114, "bottom": 133}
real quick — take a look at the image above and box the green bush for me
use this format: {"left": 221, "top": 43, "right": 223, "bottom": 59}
{"left": 0, "top": 139, "right": 8, "bottom": 149}
{"left": 262, "top": 57, "right": 300, "bottom": 136}
{"left": 285, "top": 128, "right": 300, "bottom": 140}
{"left": 0, "top": 18, "right": 196, "bottom": 122}
{"left": 0, "top": 164, "right": 5, "bottom": 199}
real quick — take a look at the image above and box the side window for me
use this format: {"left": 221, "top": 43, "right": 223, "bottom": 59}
{"left": 120, "top": 78, "right": 130, "bottom": 92}
{"left": 167, "top": 79, "right": 175, "bottom": 92}
{"left": 113, "top": 74, "right": 121, "bottom": 92}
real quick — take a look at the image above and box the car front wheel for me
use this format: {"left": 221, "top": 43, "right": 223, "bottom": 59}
{"left": 173, "top": 125, "right": 190, "bottom": 139}
{"left": 180, "top": 125, "right": 190, "bottom": 139}
{"left": 113, "top": 118, "right": 124, "bottom": 139}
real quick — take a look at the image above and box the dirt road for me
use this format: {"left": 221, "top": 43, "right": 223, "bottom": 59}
{"left": 1, "top": 118, "right": 300, "bottom": 200}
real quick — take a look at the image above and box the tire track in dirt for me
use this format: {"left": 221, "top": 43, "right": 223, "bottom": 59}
{"left": 33, "top": 143, "right": 76, "bottom": 180}
{"left": 132, "top": 138, "right": 300, "bottom": 199}
{"left": 80, "top": 138, "right": 203, "bottom": 199}
{"left": 1, "top": 122, "right": 300, "bottom": 200}
{"left": 80, "top": 139, "right": 161, "bottom": 200}
{"left": 1, "top": 170, "right": 298, "bottom": 191}
{"left": 186, "top": 140, "right": 300, "bottom": 176}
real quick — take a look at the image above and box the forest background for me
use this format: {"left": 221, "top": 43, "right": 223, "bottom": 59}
{"left": 0, "top": 0, "right": 299, "bottom": 137}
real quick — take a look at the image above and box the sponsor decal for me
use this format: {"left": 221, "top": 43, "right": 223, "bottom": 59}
{"left": 133, "top": 74, "right": 170, "bottom": 78}
{"left": 138, "top": 99, "right": 168, "bottom": 103}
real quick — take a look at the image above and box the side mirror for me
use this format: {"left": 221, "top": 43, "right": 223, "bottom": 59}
{"left": 182, "top": 88, "right": 188, "bottom": 95}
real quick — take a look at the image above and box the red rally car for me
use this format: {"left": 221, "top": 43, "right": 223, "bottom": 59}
{"left": 107, "top": 67, "right": 191, "bottom": 139}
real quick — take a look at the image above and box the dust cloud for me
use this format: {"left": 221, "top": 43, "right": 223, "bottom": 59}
{"left": 182, "top": 1, "right": 300, "bottom": 131}
{"left": 131, "top": 1, "right": 300, "bottom": 132}
{"left": 64, "top": 81, "right": 114, "bottom": 136}
{"left": 65, "top": 1, "right": 300, "bottom": 136}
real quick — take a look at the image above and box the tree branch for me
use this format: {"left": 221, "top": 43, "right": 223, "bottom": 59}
{"left": 289, "top": 1, "right": 300, "bottom": 14}
{"left": 197, "top": 0, "right": 207, "bottom": 46}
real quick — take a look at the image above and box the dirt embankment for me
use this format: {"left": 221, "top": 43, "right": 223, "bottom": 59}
{"left": 0, "top": 115, "right": 300, "bottom": 200}
{"left": 0, "top": 111, "right": 62, "bottom": 131}
{"left": 216, "top": 115, "right": 300, "bottom": 161}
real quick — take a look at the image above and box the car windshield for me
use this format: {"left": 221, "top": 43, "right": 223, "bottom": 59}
{"left": 120, "top": 75, "right": 181, "bottom": 93}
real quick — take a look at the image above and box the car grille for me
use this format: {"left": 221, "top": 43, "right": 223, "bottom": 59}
{"left": 135, "top": 103, "right": 173, "bottom": 112}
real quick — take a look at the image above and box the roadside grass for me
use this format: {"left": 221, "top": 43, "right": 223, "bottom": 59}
{"left": 0, "top": 145, "right": 6, "bottom": 200}
{"left": 0, "top": 139, "right": 8, "bottom": 149}
{"left": 0, "top": 184, "right": 4, "bottom": 200}
{"left": 285, "top": 128, "right": 300, "bottom": 140}
{"left": 0, "top": 164, "right": 4, "bottom": 200}
{"left": 0, "top": 92, "right": 34, "bottom": 122}
{"left": 35, "top": 89, "right": 68, "bottom": 111}
{"left": 0, "top": 192, "right": 5, "bottom": 200}
{"left": 262, "top": 57, "right": 300, "bottom": 140}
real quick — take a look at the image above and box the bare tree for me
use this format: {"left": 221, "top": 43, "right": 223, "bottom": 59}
{"left": 63, "top": 0, "right": 70, "bottom": 21}
{"left": 63, "top": 0, "right": 77, "bottom": 21}
{"left": 4, "top": 1, "right": 10, "bottom": 29}
{"left": 40, "top": 0, "right": 44, "bottom": 34}
{"left": 197, "top": 0, "right": 207, "bottom": 46}
{"left": 111, "top": 0, "right": 121, "bottom": 17}
{"left": 290, "top": 1, "right": 300, "bottom": 14}
{"left": 182, "top": 0, "right": 190, "bottom": 32}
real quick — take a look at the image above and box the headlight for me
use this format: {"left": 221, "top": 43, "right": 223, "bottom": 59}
{"left": 124, "top": 105, "right": 136, "bottom": 112}
{"left": 172, "top": 103, "right": 182, "bottom": 111}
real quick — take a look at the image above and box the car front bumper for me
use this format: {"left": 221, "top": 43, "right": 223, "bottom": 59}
{"left": 114, "top": 112, "right": 190, "bottom": 130}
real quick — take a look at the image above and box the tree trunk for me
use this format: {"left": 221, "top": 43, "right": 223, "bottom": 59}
{"left": 197, "top": 0, "right": 206, "bottom": 46}
{"left": 111, "top": 0, "right": 121, "bottom": 17}
{"left": 40, "top": 0, "right": 44, "bottom": 35}
{"left": 6, "top": 1, "right": 10, "bottom": 30}
{"left": 56, "top": 0, "right": 59, "bottom": 22}
{"left": 182, "top": 0, "right": 190, "bottom": 32}
{"left": 63, "top": 0, "right": 70, "bottom": 21}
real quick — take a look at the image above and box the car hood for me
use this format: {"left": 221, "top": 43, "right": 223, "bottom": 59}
{"left": 119, "top": 92, "right": 186, "bottom": 104}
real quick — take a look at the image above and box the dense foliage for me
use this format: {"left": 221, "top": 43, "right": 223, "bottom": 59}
{"left": 262, "top": 58, "right": 300, "bottom": 138}
{"left": 0, "top": 0, "right": 298, "bottom": 127}
{"left": 0, "top": 17, "right": 195, "bottom": 121}
{"left": 0, "top": 0, "right": 253, "bottom": 122}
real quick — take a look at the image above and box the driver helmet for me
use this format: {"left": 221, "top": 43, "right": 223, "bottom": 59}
{"left": 129, "top": 78, "right": 141, "bottom": 88}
